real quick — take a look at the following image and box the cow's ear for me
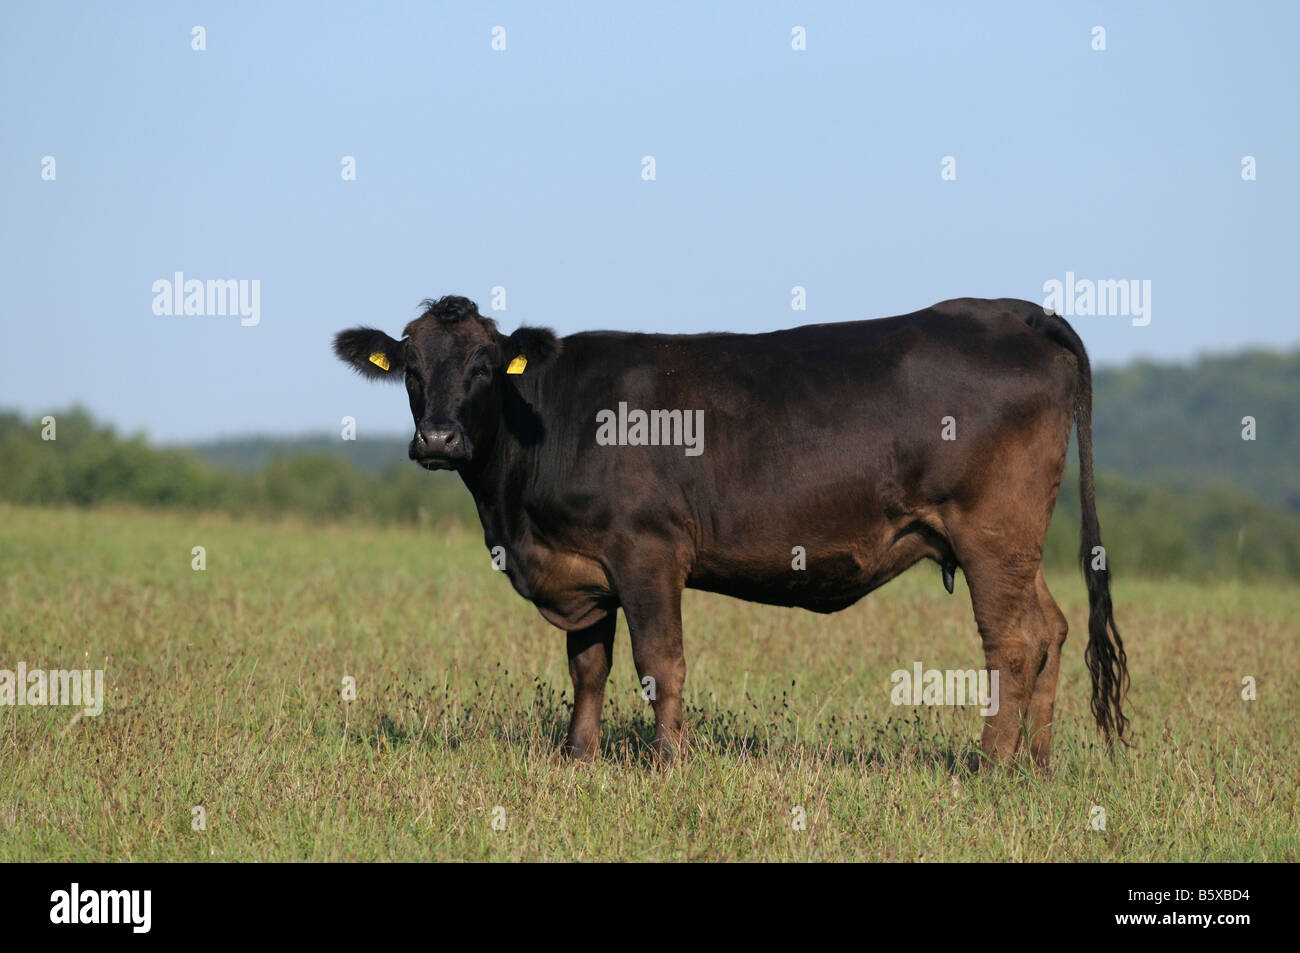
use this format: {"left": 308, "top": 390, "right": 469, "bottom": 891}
{"left": 333, "top": 327, "right": 407, "bottom": 381}
{"left": 502, "top": 326, "right": 561, "bottom": 372}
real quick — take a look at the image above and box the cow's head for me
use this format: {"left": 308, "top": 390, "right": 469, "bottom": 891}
{"left": 333, "top": 295, "right": 559, "bottom": 471}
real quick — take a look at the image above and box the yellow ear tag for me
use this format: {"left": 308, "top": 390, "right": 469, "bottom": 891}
{"left": 368, "top": 351, "right": 390, "bottom": 371}
{"left": 506, "top": 355, "right": 527, "bottom": 375}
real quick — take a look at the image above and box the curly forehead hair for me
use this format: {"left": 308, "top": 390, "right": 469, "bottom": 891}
{"left": 403, "top": 295, "right": 496, "bottom": 337}
{"left": 421, "top": 296, "right": 481, "bottom": 322}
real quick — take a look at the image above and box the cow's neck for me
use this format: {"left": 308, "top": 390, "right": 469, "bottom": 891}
{"left": 456, "top": 416, "right": 536, "bottom": 560}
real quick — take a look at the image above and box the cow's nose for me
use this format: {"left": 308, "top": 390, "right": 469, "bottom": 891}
{"left": 417, "top": 428, "right": 458, "bottom": 455}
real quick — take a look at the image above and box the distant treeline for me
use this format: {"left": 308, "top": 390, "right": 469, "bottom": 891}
{"left": 0, "top": 409, "right": 476, "bottom": 526}
{"left": 2, "top": 408, "right": 1299, "bottom": 579}
{"left": 1041, "top": 470, "right": 1300, "bottom": 581}
{"left": 1089, "top": 349, "right": 1300, "bottom": 511}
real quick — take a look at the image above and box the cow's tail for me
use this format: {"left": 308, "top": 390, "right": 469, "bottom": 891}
{"left": 1028, "top": 308, "right": 1131, "bottom": 748}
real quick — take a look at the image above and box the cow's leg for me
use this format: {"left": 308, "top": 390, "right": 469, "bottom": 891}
{"left": 1025, "top": 569, "right": 1068, "bottom": 768}
{"left": 948, "top": 406, "right": 1072, "bottom": 766}
{"left": 956, "top": 551, "right": 1046, "bottom": 764}
{"left": 565, "top": 613, "right": 617, "bottom": 762}
{"left": 619, "top": 575, "right": 687, "bottom": 762}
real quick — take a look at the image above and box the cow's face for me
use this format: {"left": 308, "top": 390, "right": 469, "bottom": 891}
{"left": 333, "top": 296, "right": 559, "bottom": 472}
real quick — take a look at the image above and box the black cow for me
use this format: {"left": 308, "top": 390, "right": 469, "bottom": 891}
{"left": 334, "top": 295, "right": 1128, "bottom": 766}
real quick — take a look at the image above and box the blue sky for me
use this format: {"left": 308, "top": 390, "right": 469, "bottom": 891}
{"left": 2, "top": 1, "right": 1297, "bottom": 441}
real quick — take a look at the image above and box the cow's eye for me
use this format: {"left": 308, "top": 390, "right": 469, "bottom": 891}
{"left": 471, "top": 363, "right": 491, "bottom": 381}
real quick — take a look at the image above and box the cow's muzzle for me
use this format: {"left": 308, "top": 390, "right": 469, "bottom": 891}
{"left": 410, "top": 426, "right": 471, "bottom": 470}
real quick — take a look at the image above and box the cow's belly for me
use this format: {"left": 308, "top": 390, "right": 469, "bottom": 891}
{"left": 688, "top": 520, "right": 942, "bottom": 613}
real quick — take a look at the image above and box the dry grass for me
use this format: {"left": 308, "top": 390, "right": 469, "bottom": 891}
{"left": 0, "top": 504, "right": 1296, "bottom": 861}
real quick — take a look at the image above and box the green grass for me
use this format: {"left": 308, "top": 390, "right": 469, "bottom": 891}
{"left": 0, "top": 503, "right": 1296, "bottom": 861}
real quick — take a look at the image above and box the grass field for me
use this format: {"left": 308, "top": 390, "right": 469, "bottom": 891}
{"left": 1, "top": 503, "right": 1296, "bottom": 861}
